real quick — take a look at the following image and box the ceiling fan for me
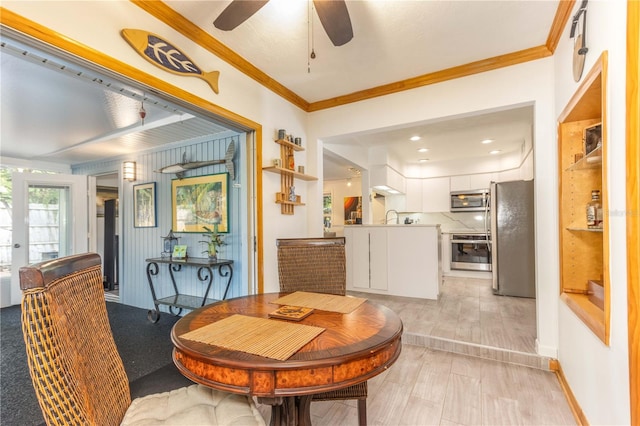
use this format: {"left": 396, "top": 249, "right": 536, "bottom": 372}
{"left": 213, "top": 0, "right": 354, "bottom": 47}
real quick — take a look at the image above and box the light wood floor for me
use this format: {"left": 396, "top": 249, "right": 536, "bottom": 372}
{"left": 256, "top": 277, "right": 575, "bottom": 425}
{"left": 359, "top": 276, "right": 538, "bottom": 354}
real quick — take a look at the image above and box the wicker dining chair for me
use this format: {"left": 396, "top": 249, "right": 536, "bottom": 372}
{"left": 19, "top": 253, "right": 265, "bottom": 426}
{"left": 276, "top": 237, "right": 368, "bottom": 426}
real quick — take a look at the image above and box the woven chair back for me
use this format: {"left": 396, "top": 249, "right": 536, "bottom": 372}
{"left": 276, "top": 237, "right": 346, "bottom": 296}
{"left": 20, "top": 253, "right": 130, "bottom": 426}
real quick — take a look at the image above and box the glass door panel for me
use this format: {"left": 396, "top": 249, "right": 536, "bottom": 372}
{"left": 27, "top": 185, "right": 71, "bottom": 263}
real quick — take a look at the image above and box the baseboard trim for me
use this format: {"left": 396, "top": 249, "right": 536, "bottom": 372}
{"left": 552, "top": 360, "right": 588, "bottom": 425}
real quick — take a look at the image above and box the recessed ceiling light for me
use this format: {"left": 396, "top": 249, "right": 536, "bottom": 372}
{"left": 418, "top": 158, "right": 429, "bottom": 163}
{"left": 489, "top": 150, "right": 501, "bottom": 154}
{"left": 410, "top": 136, "right": 421, "bottom": 141}
{"left": 417, "top": 148, "right": 428, "bottom": 153}
{"left": 481, "top": 139, "right": 494, "bottom": 144}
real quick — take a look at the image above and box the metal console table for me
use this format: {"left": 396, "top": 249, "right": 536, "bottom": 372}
{"left": 145, "top": 257, "right": 233, "bottom": 323}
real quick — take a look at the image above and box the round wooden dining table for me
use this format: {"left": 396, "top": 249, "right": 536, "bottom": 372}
{"left": 171, "top": 292, "right": 403, "bottom": 426}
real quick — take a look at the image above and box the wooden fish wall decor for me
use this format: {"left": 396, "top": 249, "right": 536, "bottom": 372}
{"left": 121, "top": 29, "right": 220, "bottom": 94}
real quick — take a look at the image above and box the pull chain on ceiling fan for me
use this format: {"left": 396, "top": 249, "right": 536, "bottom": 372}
{"left": 213, "top": 0, "right": 353, "bottom": 47}
{"left": 308, "top": 0, "right": 316, "bottom": 73}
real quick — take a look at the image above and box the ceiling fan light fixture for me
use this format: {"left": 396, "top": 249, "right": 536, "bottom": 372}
{"left": 214, "top": 0, "right": 353, "bottom": 47}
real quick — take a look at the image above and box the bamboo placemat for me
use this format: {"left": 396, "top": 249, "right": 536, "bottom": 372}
{"left": 271, "top": 291, "right": 366, "bottom": 314}
{"left": 179, "top": 314, "right": 325, "bottom": 361}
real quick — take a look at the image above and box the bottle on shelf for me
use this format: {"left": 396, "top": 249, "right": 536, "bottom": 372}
{"left": 288, "top": 152, "right": 295, "bottom": 170}
{"left": 586, "top": 189, "right": 603, "bottom": 229}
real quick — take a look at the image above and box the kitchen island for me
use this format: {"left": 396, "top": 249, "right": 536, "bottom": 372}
{"left": 344, "top": 224, "right": 442, "bottom": 300}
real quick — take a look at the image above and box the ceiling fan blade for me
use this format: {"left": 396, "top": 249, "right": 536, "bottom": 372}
{"left": 214, "top": 0, "right": 269, "bottom": 31}
{"left": 313, "top": 0, "right": 354, "bottom": 46}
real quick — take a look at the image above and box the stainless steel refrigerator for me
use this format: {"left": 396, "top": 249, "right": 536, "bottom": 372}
{"left": 490, "top": 180, "right": 535, "bottom": 298}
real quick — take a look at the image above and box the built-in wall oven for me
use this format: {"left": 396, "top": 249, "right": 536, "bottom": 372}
{"left": 450, "top": 234, "right": 492, "bottom": 272}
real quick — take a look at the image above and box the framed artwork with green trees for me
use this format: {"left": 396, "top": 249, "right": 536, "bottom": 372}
{"left": 171, "top": 173, "right": 228, "bottom": 233}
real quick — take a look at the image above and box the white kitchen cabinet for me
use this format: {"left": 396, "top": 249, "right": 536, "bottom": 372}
{"left": 387, "top": 226, "right": 441, "bottom": 299}
{"left": 496, "top": 168, "right": 520, "bottom": 182}
{"left": 421, "top": 177, "right": 450, "bottom": 212}
{"left": 345, "top": 227, "right": 387, "bottom": 290}
{"left": 449, "top": 175, "right": 470, "bottom": 191}
{"left": 405, "top": 179, "right": 423, "bottom": 212}
{"left": 369, "top": 228, "right": 388, "bottom": 290}
{"left": 468, "top": 173, "right": 495, "bottom": 189}
{"left": 345, "top": 225, "right": 441, "bottom": 299}
{"left": 450, "top": 173, "right": 494, "bottom": 191}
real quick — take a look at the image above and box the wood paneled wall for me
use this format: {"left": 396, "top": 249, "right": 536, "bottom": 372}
{"left": 74, "top": 133, "right": 248, "bottom": 312}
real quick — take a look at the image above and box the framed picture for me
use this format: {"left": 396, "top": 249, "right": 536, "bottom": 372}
{"left": 344, "top": 196, "right": 362, "bottom": 224}
{"left": 133, "top": 182, "right": 157, "bottom": 228}
{"left": 584, "top": 123, "right": 602, "bottom": 156}
{"left": 172, "top": 173, "right": 229, "bottom": 233}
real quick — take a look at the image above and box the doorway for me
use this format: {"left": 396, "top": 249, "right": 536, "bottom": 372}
{"left": 9, "top": 171, "right": 88, "bottom": 306}
{"left": 1, "top": 32, "right": 261, "bottom": 303}
{"left": 95, "top": 174, "right": 119, "bottom": 301}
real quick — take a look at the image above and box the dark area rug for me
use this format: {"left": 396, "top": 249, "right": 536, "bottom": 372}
{"left": 1, "top": 301, "right": 189, "bottom": 426}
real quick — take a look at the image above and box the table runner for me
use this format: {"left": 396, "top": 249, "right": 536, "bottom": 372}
{"left": 179, "top": 314, "right": 325, "bottom": 361}
{"left": 271, "top": 291, "right": 366, "bottom": 314}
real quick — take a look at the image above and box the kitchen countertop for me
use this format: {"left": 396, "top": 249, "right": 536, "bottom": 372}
{"left": 441, "top": 229, "right": 486, "bottom": 234}
{"left": 345, "top": 224, "right": 441, "bottom": 228}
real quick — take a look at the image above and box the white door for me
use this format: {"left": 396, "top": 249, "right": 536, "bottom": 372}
{"left": 10, "top": 172, "right": 88, "bottom": 305}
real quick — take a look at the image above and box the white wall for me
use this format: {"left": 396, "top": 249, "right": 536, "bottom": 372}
{"left": 552, "top": 1, "right": 630, "bottom": 424}
{"left": 309, "top": 59, "right": 558, "bottom": 359}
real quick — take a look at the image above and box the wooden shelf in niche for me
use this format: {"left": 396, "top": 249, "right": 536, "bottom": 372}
{"left": 262, "top": 138, "right": 317, "bottom": 215}
{"left": 557, "top": 51, "right": 609, "bottom": 345}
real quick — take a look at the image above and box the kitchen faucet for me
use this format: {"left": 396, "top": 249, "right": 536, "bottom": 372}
{"left": 385, "top": 209, "right": 399, "bottom": 224}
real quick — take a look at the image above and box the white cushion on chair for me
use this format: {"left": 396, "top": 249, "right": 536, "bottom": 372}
{"left": 121, "top": 384, "right": 265, "bottom": 425}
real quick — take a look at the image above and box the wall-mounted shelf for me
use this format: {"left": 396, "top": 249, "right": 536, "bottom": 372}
{"left": 565, "top": 146, "right": 603, "bottom": 171}
{"left": 557, "top": 52, "right": 609, "bottom": 345}
{"left": 263, "top": 138, "right": 317, "bottom": 215}
{"left": 263, "top": 166, "right": 318, "bottom": 181}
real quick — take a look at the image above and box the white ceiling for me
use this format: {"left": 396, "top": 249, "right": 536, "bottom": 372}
{"left": 0, "top": 1, "right": 559, "bottom": 178}
{"left": 0, "top": 39, "right": 231, "bottom": 165}
{"left": 167, "top": 0, "right": 558, "bottom": 103}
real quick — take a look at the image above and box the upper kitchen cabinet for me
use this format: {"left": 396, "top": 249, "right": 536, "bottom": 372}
{"left": 450, "top": 173, "right": 495, "bottom": 191}
{"left": 395, "top": 177, "right": 450, "bottom": 213}
{"left": 405, "top": 179, "right": 423, "bottom": 212}
{"left": 370, "top": 165, "right": 405, "bottom": 194}
{"left": 557, "top": 52, "right": 609, "bottom": 344}
{"left": 421, "top": 177, "right": 450, "bottom": 212}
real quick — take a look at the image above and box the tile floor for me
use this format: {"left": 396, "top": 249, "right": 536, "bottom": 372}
{"left": 355, "top": 276, "right": 537, "bottom": 354}
{"left": 256, "top": 276, "right": 576, "bottom": 425}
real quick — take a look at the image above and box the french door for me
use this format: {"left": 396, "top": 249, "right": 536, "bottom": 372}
{"left": 10, "top": 172, "right": 88, "bottom": 305}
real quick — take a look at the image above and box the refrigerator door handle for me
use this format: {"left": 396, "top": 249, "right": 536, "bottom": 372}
{"left": 490, "top": 183, "right": 499, "bottom": 292}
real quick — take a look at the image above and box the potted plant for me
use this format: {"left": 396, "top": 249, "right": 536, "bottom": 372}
{"left": 200, "top": 225, "right": 225, "bottom": 261}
